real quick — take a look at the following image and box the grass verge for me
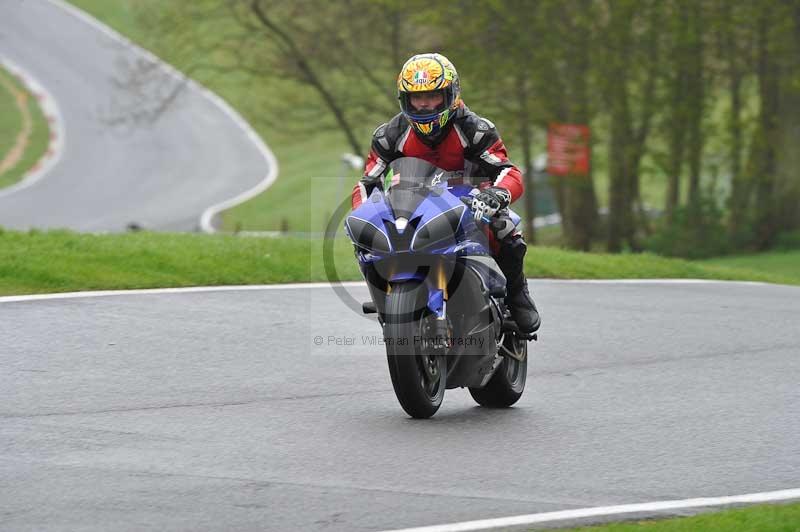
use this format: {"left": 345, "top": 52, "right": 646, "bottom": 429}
{"left": 699, "top": 250, "right": 800, "bottom": 285}
{"left": 0, "top": 230, "right": 347, "bottom": 296}
{"left": 1, "top": 230, "right": 797, "bottom": 297}
{"left": 0, "top": 65, "right": 51, "bottom": 190}
{"left": 561, "top": 501, "right": 800, "bottom": 531}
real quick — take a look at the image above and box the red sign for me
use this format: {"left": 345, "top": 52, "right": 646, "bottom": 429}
{"left": 547, "top": 123, "right": 591, "bottom": 176}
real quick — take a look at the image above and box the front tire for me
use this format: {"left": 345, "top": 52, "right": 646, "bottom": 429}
{"left": 385, "top": 281, "right": 446, "bottom": 419}
{"left": 469, "top": 335, "right": 527, "bottom": 408}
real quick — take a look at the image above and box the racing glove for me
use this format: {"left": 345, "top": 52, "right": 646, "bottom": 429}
{"left": 470, "top": 186, "right": 511, "bottom": 222}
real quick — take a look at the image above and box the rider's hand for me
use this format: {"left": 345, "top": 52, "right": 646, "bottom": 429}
{"left": 470, "top": 187, "right": 511, "bottom": 222}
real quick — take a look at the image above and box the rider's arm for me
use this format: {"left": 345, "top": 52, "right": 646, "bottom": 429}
{"left": 351, "top": 123, "right": 397, "bottom": 210}
{"left": 351, "top": 149, "right": 389, "bottom": 209}
{"left": 465, "top": 118, "right": 524, "bottom": 203}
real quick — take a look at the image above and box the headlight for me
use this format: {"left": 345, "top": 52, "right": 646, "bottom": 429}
{"left": 411, "top": 205, "right": 465, "bottom": 251}
{"left": 345, "top": 216, "right": 392, "bottom": 253}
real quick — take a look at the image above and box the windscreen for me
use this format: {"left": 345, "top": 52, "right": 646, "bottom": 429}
{"left": 386, "top": 158, "right": 451, "bottom": 220}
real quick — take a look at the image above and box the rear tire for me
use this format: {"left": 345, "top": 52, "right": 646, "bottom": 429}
{"left": 385, "top": 281, "right": 446, "bottom": 419}
{"left": 469, "top": 335, "right": 527, "bottom": 408}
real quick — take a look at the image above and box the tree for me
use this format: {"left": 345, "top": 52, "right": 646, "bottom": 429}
{"left": 534, "top": 0, "right": 600, "bottom": 251}
{"left": 721, "top": 0, "right": 753, "bottom": 242}
{"left": 133, "top": 0, "right": 428, "bottom": 155}
{"left": 683, "top": 0, "right": 708, "bottom": 230}
{"left": 602, "top": 0, "right": 662, "bottom": 252}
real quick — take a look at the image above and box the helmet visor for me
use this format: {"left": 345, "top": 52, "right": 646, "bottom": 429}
{"left": 400, "top": 89, "right": 452, "bottom": 121}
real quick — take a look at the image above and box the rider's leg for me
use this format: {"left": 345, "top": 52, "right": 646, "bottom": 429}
{"left": 490, "top": 211, "right": 541, "bottom": 334}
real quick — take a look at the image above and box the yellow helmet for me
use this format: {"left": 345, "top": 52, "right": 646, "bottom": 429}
{"left": 397, "top": 53, "right": 462, "bottom": 141}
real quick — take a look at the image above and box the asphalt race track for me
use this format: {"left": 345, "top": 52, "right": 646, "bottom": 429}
{"left": 2, "top": 280, "right": 799, "bottom": 531}
{"left": 0, "top": 0, "right": 272, "bottom": 232}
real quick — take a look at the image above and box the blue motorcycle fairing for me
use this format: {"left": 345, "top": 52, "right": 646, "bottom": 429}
{"left": 345, "top": 190, "right": 393, "bottom": 254}
{"left": 345, "top": 160, "right": 511, "bottom": 317}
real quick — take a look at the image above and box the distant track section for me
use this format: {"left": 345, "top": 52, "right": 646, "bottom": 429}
{"left": 0, "top": 0, "right": 276, "bottom": 232}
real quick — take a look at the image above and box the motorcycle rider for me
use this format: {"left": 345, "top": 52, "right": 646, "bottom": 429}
{"left": 351, "top": 53, "right": 540, "bottom": 334}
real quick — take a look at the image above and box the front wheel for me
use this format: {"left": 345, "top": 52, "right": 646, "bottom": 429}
{"left": 385, "top": 281, "right": 446, "bottom": 419}
{"left": 469, "top": 335, "right": 527, "bottom": 408}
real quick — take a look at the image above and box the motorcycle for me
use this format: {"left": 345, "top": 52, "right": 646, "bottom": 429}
{"left": 345, "top": 157, "right": 535, "bottom": 418}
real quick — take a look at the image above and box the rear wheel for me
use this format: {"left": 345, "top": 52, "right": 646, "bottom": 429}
{"left": 385, "top": 281, "right": 446, "bottom": 419}
{"left": 469, "top": 335, "right": 527, "bottom": 408}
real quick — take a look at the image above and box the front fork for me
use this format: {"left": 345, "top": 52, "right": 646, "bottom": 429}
{"left": 425, "top": 258, "right": 450, "bottom": 344}
{"left": 380, "top": 257, "right": 452, "bottom": 343}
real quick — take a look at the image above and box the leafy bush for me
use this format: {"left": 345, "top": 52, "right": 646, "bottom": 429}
{"left": 774, "top": 230, "right": 800, "bottom": 250}
{"left": 645, "top": 198, "right": 731, "bottom": 259}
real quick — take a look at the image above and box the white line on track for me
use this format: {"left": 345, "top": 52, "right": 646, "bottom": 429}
{"left": 378, "top": 488, "right": 800, "bottom": 532}
{"left": 541, "top": 278, "right": 778, "bottom": 286}
{"left": 47, "top": 0, "right": 279, "bottom": 234}
{"left": 0, "top": 282, "right": 365, "bottom": 304}
{"left": 0, "top": 278, "right": 786, "bottom": 304}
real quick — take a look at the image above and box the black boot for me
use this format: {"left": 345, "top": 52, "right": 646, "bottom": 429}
{"left": 496, "top": 238, "right": 541, "bottom": 334}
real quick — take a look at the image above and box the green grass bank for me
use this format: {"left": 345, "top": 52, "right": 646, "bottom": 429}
{"left": 0, "top": 230, "right": 796, "bottom": 297}
{"left": 0, "top": 65, "right": 51, "bottom": 190}
{"left": 699, "top": 250, "right": 800, "bottom": 285}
